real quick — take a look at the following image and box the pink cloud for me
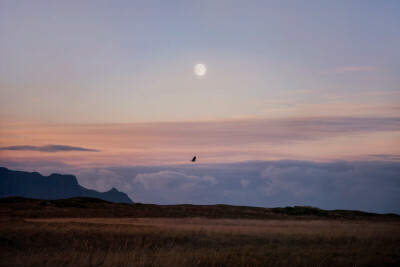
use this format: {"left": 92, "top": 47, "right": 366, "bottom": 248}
{"left": 0, "top": 116, "right": 399, "bottom": 166}
{"left": 318, "top": 66, "right": 377, "bottom": 74}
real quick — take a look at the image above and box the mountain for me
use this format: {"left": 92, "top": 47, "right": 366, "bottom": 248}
{"left": 0, "top": 167, "right": 133, "bottom": 203}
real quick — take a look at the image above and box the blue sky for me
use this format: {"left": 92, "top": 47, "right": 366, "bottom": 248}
{"left": 1, "top": 0, "right": 399, "bottom": 122}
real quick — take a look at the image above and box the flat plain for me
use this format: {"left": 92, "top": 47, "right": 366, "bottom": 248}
{"left": 0, "top": 197, "right": 399, "bottom": 266}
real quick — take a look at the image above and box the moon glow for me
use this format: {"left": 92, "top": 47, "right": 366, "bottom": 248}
{"left": 194, "top": 64, "right": 206, "bottom": 76}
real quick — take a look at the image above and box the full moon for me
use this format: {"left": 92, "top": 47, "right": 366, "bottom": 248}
{"left": 194, "top": 64, "right": 206, "bottom": 76}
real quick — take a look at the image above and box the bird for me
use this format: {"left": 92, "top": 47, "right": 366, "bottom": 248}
{"left": 191, "top": 156, "right": 196, "bottom": 162}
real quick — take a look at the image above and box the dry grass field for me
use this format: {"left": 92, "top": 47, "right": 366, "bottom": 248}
{"left": 0, "top": 198, "right": 399, "bottom": 266}
{"left": 1, "top": 217, "right": 400, "bottom": 266}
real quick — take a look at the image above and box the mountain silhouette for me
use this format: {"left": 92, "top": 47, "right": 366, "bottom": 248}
{"left": 0, "top": 167, "right": 133, "bottom": 203}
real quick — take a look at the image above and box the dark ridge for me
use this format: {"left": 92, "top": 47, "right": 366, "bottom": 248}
{"left": 1, "top": 196, "right": 399, "bottom": 220}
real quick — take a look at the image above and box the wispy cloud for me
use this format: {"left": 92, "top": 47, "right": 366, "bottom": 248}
{"left": 368, "top": 154, "right": 400, "bottom": 161}
{"left": 0, "top": 116, "right": 399, "bottom": 165}
{"left": 262, "top": 102, "right": 400, "bottom": 117}
{"left": 318, "top": 66, "right": 377, "bottom": 74}
{"left": 284, "top": 89, "right": 325, "bottom": 95}
{"left": 0, "top": 145, "right": 99, "bottom": 152}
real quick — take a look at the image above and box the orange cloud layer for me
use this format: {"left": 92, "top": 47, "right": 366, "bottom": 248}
{"left": 1, "top": 117, "right": 399, "bottom": 167}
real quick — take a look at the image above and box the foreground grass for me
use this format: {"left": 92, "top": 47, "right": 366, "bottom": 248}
{"left": 1, "top": 218, "right": 399, "bottom": 266}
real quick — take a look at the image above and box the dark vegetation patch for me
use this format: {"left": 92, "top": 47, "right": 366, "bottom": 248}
{"left": 1, "top": 197, "right": 399, "bottom": 220}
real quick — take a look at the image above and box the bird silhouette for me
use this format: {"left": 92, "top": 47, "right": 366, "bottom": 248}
{"left": 191, "top": 156, "right": 196, "bottom": 162}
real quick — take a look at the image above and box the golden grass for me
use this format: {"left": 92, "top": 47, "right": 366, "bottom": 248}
{"left": 1, "top": 217, "right": 399, "bottom": 266}
{"left": 27, "top": 217, "right": 400, "bottom": 237}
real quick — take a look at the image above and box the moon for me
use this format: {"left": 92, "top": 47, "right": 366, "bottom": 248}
{"left": 194, "top": 63, "right": 206, "bottom": 76}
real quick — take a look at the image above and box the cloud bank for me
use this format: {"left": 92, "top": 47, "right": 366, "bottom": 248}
{"left": 0, "top": 145, "right": 99, "bottom": 152}
{"left": 24, "top": 160, "right": 395, "bottom": 214}
{"left": 1, "top": 159, "right": 399, "bottom": 214}
{"left": 135, "top": 161, "right": 400, "bottom": 214}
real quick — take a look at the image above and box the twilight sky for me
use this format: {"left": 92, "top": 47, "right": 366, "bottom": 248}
{"left": 0, "top": 1, "right": 399, "bottom": 213}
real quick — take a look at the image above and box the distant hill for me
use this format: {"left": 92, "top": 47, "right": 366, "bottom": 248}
{"left": 0, "top": 196, "right": 398, "bottom": 220}
{"left": 0, "top": 167, "right": 133, "bottom": 203}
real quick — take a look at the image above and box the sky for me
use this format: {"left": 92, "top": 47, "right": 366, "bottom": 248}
{"left": 0, "top": 1, "right": 399, "bottom": 213}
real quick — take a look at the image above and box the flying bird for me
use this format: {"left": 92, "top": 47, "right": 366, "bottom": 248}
{"left": 191, "top": 156, "right": 196, "bottom": 162}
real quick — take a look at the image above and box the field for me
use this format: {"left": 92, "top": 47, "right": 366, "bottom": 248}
{"left": 1, "top": 198, "right": 399, "bottom": 266}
